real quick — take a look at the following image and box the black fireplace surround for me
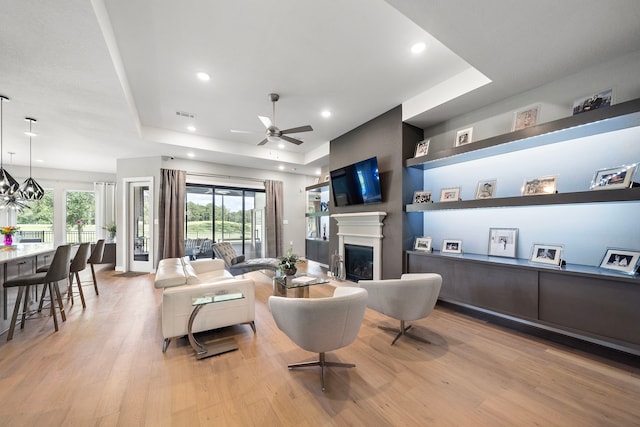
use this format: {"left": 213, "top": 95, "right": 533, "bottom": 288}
{"left": 344, "top": 244, "right": 373, "bottom": 282}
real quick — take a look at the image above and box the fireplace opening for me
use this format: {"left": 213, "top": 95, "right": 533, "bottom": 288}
{"left": 344, "top": 244, "right": 373, "bottom": 282}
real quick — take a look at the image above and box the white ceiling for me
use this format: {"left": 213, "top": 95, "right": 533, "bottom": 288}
{"left": 1, "top": 0, "right": 639, "bottom": 176}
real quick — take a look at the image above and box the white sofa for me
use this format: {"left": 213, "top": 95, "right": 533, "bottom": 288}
{"left": 154, "top": 257, "right": 256, "bottom": 352}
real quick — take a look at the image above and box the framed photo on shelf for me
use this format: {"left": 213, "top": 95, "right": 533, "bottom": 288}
{"left": 522, "top": 175, "right": 557, "bottom": 196}
{"left": 590, "top": 163, "right": 638, "bottom": 190}
{"left": 487, "top": 228, "right": 518, "bottom": 258}
{"left": 455, "top": 127, "right": 473, "bottom": 147}
{"left": 512, "top": 104, "right": 540, "bottom": 131}
{"left": 572, "top": 88, "right": 613, "bottom": 115}
{"left": 414, "top": 237, "right": 433, "bottom": 252}
{"left": 414, "top": 139, "right": 430, "bottom": 158}
{"left": 413, "top": 191, "right": 432, "bottom": 204}
{"left": 530, "top": 243, "right": 564, "bottom": 266}
{"left": 442, "top": 239, "right": 462, "bottom": 254}
{"left": 475, "top": 179, "right": 497, "bottom": 199}
{"left": 323, "top": 173, "right": 331, "bottom": 182}
{"left": 439, "top": 187, "right": 460, "bottom": 202}
{"left": 599, "top": 248, "right": 640, "bottom": 275}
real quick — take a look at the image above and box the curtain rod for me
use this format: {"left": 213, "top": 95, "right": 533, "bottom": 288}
{"left": 186, "top": 172, "right": 265, "bottom": 183}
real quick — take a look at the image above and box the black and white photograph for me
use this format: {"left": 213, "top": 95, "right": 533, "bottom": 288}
{"left": 488, "top": 228, "right": 518, "bottom": 258}
{"left": 442, "top": 239, "right": 463, "bottom": 254}
{"left": 599, "top": 248, "right": 640, "bottom": 275}
{"left": 439, "top": 187, "right": 460, "bottom": 202}
{"left": 413, "top": 191, "right": 432, "bottom": 204}
{"left": 512, "top": 104, "right": 540, "bottom": 131}
{"left": 530, "top": 243, "right": 564, "bottom": 266}
{"left": 572, "top": 88, "right": 613, "bottom": 115}
{"left": 475, "top": 179, "right": 497, "bottom": 199}
{"left": 522, "top": 175, "right": 557, "bottom": 196}
{"left": 455, "top": 127, "right": 473, "bottom": 147}
{"left": 590, "top": 163, "right": 637, "bottom": 190}
{"left": 414, "top": 237, "right": 433, "bottom": 252}
{"left": 414, "top": 139, "right": 430, "bottom": 158}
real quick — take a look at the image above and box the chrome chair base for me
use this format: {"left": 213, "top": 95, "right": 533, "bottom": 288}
{"left": 288, "top": 352, "right": 355, "bottom": 391}
{"left": 379, "top": 320, "right": 431, "bottom": 345}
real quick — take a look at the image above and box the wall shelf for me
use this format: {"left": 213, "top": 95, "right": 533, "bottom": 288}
{"left": 406, "top": 187, "right": 640, "bottom": 212}
{"left": 406, "top": 98, "right": 640, "bottom": 170}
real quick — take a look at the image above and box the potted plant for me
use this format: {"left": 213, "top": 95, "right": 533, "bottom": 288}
{"left": 278, "top": 248, "right": 301, "bottom": 276}
{"left": 1, "top": 226, "right": 19, "bottom": 246}
{"left": 103, "top": 223, "right": 117, "bottom": 242}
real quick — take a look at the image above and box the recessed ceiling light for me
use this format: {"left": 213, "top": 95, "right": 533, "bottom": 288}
{"left": 315, "top": 169, "right": 322, "bottom": 175}
{"left": 278, "top": 165, "right": 285, "bottom": 170}
{"left": 411, "top": 42, "right": 426, "bottom": 54}
{"left": 187, "top": 152, "right": 195, "bottom": 158}
{"left": 187, "top": 125, "right": 196, "bottom": 132}
{"left": 36, "top": 159, "right": 43, "bottom": 163}
{"left": 196, "top": 72, "right": 210, "bottom": 81}
{"left": 321, "top": 110, "right": 331, "bottom": 118}
{"left": 278, "top": 142, "right": 285, "bottom": 149}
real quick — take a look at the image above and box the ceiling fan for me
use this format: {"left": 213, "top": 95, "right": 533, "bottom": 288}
{"left": 257, "top": 93, "right": 313, "bottom": 146}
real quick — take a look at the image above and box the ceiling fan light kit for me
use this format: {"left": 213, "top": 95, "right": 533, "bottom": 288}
{"left": 256, "top": 93, "right": 313, "bottom": 146}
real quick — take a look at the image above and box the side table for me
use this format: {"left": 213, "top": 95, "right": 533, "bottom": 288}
{"left": 188, "top": 292, "right": 244, "bottom": 360}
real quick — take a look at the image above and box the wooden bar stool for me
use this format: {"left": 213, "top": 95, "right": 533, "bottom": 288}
{"left": 3, "top": 244, "right": 71, "bottom": 341}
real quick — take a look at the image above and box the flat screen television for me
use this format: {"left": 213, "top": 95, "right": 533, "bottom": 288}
{"left": 330, "top": 156, "right": 382, "bottom": 207}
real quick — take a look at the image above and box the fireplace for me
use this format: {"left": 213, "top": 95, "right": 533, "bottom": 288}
{"left": 344, "top": 244, "right": 373, "bottom": 281}
{"left": 331, "top": 211, "right": 386, "bottom": 280}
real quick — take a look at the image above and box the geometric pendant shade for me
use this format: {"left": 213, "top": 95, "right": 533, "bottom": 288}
{"left": 20, "top": 117, "right": 44, "bottom": 200}
{"left": 0, "top": 95, "right": 21, "bottom": 198}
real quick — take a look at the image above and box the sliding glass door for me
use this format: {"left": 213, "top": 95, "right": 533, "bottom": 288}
{"left": 186, "top": 184, "right": 266, "bottom": 259}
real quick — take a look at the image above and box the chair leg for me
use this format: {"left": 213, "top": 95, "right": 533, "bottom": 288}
{"left": 37, "top": 284, "right": 47, "bottom": 312}
{"left": 20, "top": 285, "right": 30, "bottom": 329}
{"left": 90, "top": 264, "right": 99, "bottom": 295}
{"left": 53, "top": 281, "right": 66, "bottom": 322}
{"left": 48, "top": 283, "right": 58, "bottom": 332}
{"left": 75, "top": 271, "right": 86, "bottom": 308}
{"left": 378, "top": 320, "right": 432, "bottom": 345}
{"left": 162, "top": 338, "right": 172, "bottom": 353}
{"left": 7, "top": 286, "right": 24, "bottom": 341}
{"left": 287, "top": 351, "right": 356, "bottom": 392}
{"left": 67, "top": 274, "right": 74, "bottom": 305}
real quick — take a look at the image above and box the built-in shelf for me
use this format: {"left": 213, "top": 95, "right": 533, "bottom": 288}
{"left": 305, "top": 181, "right": 330, "bottom": 191}
{"left": 406, "top": 98, "right": 640, "bottom": 170}
{"left": 305, "top": 212, "right": 330, "bottom": 217}
{"left": 406, "top": 187, "right": 640, "bottom": 212}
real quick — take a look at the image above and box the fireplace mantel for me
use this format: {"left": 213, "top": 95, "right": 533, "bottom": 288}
{"left": 331, "top": 212, "right": 387, "bottom": 280}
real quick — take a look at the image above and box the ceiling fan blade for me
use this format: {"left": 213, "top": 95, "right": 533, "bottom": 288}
{"left": 281, "top": 135, "right": 304, "bottom": 145}
{"left": 281, "top": 125, "right": 313, "bottom": 134}
{"left": 258, "top": 115, "right": 272, "bottom": 129}
{"left": 257, "top": 138, "right": 268, "bottom": 146}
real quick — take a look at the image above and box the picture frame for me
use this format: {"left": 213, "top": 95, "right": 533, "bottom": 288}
{"left": 439, "top": 187, "right": 460, "bottom": 202}
{"left": 530, "top": 243, "right": 564, "bottom": 266}
{"left": 572, "top": 88, "right": 613, "bottom": 115}
{"left": 522, "top": 175, "right": 557, "bottom": 196}
{"left": 442, "top": 239, "right": 462, "bottom": 254}
{"left": 413, "top": 191, "right": 432, "bottom": 204}
{"left": 512, "top": 104, "right": 541, "bottom": 131}
{"left": 599, "top": 248, "right": 640, "bottom": 275}
{"left": 589, "top": 163, "right": 638, "bottom": 191}
{"left": 323, "top": 173, "right": 330, "bottom": 182}
{"left": 413, "top": 237, "right": 433, "bottom": 252}
{"left": 475, "top": 179, "right": 497, "bottom": 199}
{"left": 313, "top": 177, "right": 320, "bottom": 184}
{"left": 455, "top": 127, "right": 473, "bottom": 147}
{"left": 488, "top": 228, "right": 518, "bottom": 258}
{"left": 414, "top": 139, "right": 430, "bottom": 158}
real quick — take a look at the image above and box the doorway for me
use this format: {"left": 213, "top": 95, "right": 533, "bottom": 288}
{"left": 126, "top": 178, "right": 153, "bottom": 272}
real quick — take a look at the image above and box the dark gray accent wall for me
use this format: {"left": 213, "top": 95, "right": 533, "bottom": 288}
{"left": 329, "top": 106, "right": 423, "bottom": 279}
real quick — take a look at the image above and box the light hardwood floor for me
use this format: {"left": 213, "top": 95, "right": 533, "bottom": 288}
{"left": 0, "top": 262, "right": 639, "bottom": 426}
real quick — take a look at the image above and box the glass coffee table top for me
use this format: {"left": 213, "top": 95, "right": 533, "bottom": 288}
{"left": 273, "top": 274, "right": 330, "bottom": 298}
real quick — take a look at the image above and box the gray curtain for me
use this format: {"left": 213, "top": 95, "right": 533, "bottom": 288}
{"left": 265, "top": 180, "right": 284, "bottom": 257}
{"left": 158, "top": 168, "right": 186, "bottom": 261}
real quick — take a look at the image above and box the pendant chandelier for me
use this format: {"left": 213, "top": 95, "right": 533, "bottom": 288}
{"left": 19, "top": 117, "right": 44, "bottom": 200}
{"left": 0, "top": 95, "right": 20, "bottom": 197}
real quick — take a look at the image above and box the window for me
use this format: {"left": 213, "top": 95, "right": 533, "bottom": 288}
{"left": 66, "top": 191, "right": 95, "bottom": 243}
{"left": 16, "top": 190, "right": 54, "bottom": 243}
{"left": 185, "top": 184, "right": 266, "bottom": 259}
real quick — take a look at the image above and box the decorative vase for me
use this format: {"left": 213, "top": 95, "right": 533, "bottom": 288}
{"left": 4, "top": 234, "right": 12, "bottom": 246}
{"left": 283, "top": 267, "right": 297, "bottom": 276}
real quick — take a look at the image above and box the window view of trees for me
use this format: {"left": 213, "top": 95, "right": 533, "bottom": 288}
{"left": 66, "top": 191, "right": 95, "bottom": 243}
{"left": 17, "top": 191, "right": 54, "bottom": 242}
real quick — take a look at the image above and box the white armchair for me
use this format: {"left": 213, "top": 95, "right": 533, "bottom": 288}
{"left": 359, "top": 273, "right": 442, "bottom": 345}
{"left": 269, "top": 287, "right": 368, "bottom": 391}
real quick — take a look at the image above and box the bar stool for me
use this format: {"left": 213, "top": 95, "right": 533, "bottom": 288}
{"left": 66, "top": 242, "right": 91, "bottom": 308}
{"left": 87, "top": 239, "right": 105, "bottom": 295}
{"left": 3, "top": 244, "right": 71, "bottom": 341}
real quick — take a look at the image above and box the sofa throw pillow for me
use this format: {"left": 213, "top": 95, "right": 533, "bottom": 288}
{"left": 231, "top": 255, "right": 245, "bottom": 265}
